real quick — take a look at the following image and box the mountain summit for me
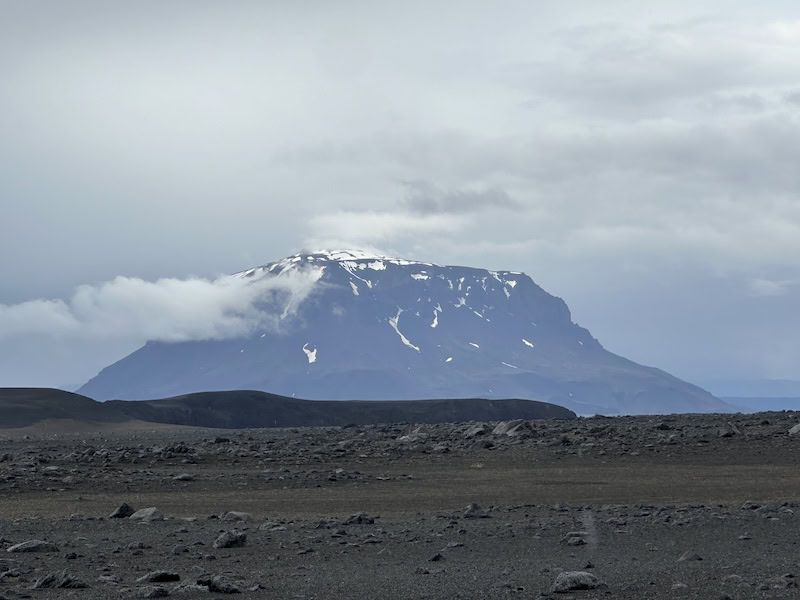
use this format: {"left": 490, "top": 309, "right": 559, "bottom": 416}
{"left": 79, "top": 250, "right": 728, "bottom": 414}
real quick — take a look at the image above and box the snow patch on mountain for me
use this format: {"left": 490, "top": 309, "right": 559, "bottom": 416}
{"left": 389, "top": 308, "right": 420, "bottom": 352}
{"left": 302, "top": 344, "right": 317, "bottom": 364}
{"left": 431, "top": 304, "right": 442, "bottom": 328}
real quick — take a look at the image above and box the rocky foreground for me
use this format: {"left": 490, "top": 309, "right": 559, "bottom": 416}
{"left": 1, "top": 411, "right": 800, "bottom": 599}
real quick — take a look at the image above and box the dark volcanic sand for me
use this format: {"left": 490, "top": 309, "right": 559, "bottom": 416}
{"left": 1, "top": 412, "right": 800, "bottom": 599}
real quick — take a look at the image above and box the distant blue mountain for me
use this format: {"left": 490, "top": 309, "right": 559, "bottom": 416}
{"left": 79, "top": 250, "right": 730, "bottom": 415}
{"left": 701, "top": 379, "right": 800, "bottom": 398}
{"left": 724, "top": 397, "right": 800, "bottom": 412}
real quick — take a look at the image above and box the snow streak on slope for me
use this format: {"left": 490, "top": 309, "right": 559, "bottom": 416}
{"left": 431, "top": 303, "right": 442, "bottom": 328}
{"left": 388, "top": 308, "right": 420, "bottom": 352}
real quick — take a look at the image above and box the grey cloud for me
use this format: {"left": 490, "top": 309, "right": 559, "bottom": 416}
{"left": 785, "top": 90, "right": 800, "bottom": 105}
{"left": 400, "top": 180, "right": 521, "bottom": 214}
{"left": 505, "top": 19, "right": 800, "bottom": 118}
{"left": 700, "top": 92, "right": 770, "bottom": 113}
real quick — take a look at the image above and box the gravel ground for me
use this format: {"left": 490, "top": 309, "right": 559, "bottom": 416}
{"left": 1, "top": 411, "right": 799, "bottom": 599}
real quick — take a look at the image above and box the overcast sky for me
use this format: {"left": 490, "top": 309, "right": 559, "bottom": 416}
{"left": 2, "top": 1, "right": 800, "bottom": 392}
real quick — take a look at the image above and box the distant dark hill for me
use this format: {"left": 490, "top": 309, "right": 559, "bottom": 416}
{"left": 0, "top": 388, "right": 133, "bottom": 430}
{"left": 0, "top": 388, "right": 575, "bottom": 432}
{"left": 108, "top": 390, "right": 576, "bottom": 428}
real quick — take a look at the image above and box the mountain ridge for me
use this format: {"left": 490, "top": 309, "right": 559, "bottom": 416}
{"left": 79, "top": 250, "right": 731, "bottom": 415}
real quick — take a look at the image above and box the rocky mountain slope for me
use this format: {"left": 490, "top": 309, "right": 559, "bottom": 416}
{"left": 78, "top": 250, "right": 730, "bottom": 415}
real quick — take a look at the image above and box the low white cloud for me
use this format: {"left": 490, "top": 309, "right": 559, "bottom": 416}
{"left": 0, "top": 267, "right": 324, "bottom": 342}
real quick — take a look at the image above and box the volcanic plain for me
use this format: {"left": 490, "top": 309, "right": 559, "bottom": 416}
{"left": 1, "top": 407, "right": 800, "bottom": 599}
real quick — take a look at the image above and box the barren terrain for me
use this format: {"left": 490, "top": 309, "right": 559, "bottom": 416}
{"left": 2, "top": 411, "right": 800, "bottom": 599}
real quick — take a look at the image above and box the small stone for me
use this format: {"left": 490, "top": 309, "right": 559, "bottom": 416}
{"left": 173, "top": 473, "right": 194, "bottom": 481}
{"left": 138, "top": 585, "right": 170, "bottom": 598}
{"left": 551, "top": 571, "right": 603, "bottom": 593}
{"left": 7, "top": 540, "right": 59, "bottom": 553}
{"left": 464, "top": 503, "right": 489, "bottom": 519}
{"left": 110, "top": 503, "right": 136, "bottom": 518}
{"left": 221, "top": 511, "right": 251, "bottom": 522}
{"left": 198, "top": 575, "right": 241, "bottom": 594}
{"left": 678, "top": 550, "right": 703, "bottom": 562}
{"left": 463, "top": 423, "right": 487, "bottom": 438}
{"left": 213, "top": 530, "right": 247, "bottom": 549}
{"left": 173, "top": 583, "right": 208, "bottom": 593}
{"left": 130, "top": 507, "right": 162, "bottom": 522}
{"left": 343, "top": 512, "right": 374, "bottom": 525}
{"left": 32, "top": 570, "right": 87, "bottom": 589}
{"left": 671, "top": 583, "right": 689, "bottom": 591}
{"left": 567, "top": 537, "right": 587, "bottom": 546}
{"left": 492, "top": 419, "right": 525, "bottom": 436}
{"left": 136, "top": 571, "right": 181, "bottom": 583}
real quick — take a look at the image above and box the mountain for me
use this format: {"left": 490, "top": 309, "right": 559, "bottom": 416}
{"left": 701, "top": 379, "right": 800, "bottom": 398}
{"left": 0, "top": 388, "right": 143, "bottom": 431}
{"left": 723, "top": 397, "right": 800, "bottom": 413}
{"left": 0, "top": 388, "right": 574, "bottom": 431}
{"left": 78, "top": 250, "right": 730, "bottom": 415}
{"left": 108, "top": 390, "right": 575, "bottom": 428}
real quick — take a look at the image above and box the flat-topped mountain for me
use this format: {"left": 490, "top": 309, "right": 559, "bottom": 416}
{"left": 78, "top": 250, "right": 730, "bottom": 415}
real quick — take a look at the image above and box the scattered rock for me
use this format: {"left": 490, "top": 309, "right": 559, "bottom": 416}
{"left": 198, "top": 575, "right": 241, "bottom": 594}
{"left": 173, "top": 583, "right": 209, "bottom": 593}
{"left": 463, "top": 423, "right": 487, "bottom": 439}
{"left": 130, "top": 507, "right": 163, "bottom": 522}
{"left": 551, "top": 571, "right": 603, "bottom": 593}
{"left": 678, "top": 550, "right": 703, "bottom": 562}
{"left": 492, "top": 419, "right": 525, "bottom": 436}
{"left": 213, "top": 530, "right": 247, "bottom": 549}
{"left": 7, "top": 540, "right": 59, "bottom": 553}
{"left": 671, "top": 582, "right": 689, "bottom": 591}
{"left": 137, "top": 571, "right": 181, "bottom": 583}
{"left": 343, "top": 512, "right": 374, "bottom": 525}
{"left": 110, "top": 503, "right": 136, "bottom": 518}
{"left": 464, "top": 503, "right": 490, "bottom": 519}
{"left": 221, "top": 511, "right": 251, "bottom": 522}
{"left": 32, "top": 569, "right": 87, "bottom": 589}
{"left": 138, "top": 585, "right": 170, "bottom": 598}
{"left": 718, "top": 422, "right": 741, "bottom": 437}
